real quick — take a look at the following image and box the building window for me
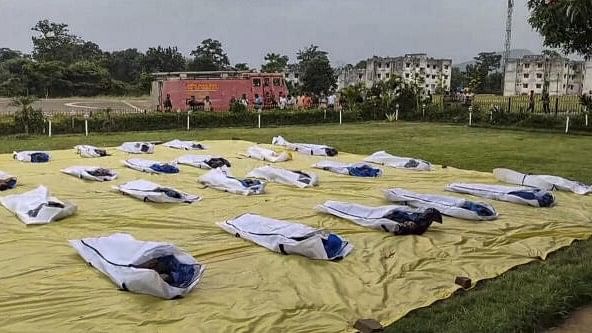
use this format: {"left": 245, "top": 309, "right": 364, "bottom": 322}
{"left": 273, "top": 78, "right": 281, "bottom": 86}
{"left": 294, "top": 73, "right": 299, "bottom": 79}
{"left": 425, "top": 85, "right": 429, "bottom": 88}
{"left": 563, "top": 84, "right": 566, "bottom": 88}
{"left": 444, "top": 65, "right": 449, "bottom": 70}
{"left": 406, "top": 63, "right": 410, "bottom": 68}
{"left": 536, "top": 84, "right": 542, "bottom": 89}
{"left": 524, "top": 63, "right": 530, "bottom": 69}
{"left": 263, "top": 78, "right": 270, "bottom": 87}
{"left": 569, "top": 84, "right": 574, "bottom": 90}
{"left": 536, "top": 73, "right": 542, "bottom": 79}
{"left": 358, "top": 74, "right": 363, "bottom": 79}
{"left": 386, "top": 73, "right": 390, "bottom": 78}
{"left": 444, "top": 75, "right": 449, "bottom": 80}
{"left": 431, "top": 84, "right": 435, "bottom": 89}
{"left": 524, "top": 73, "right": 530, "bottom": 79}
{"left": 377, "top": 74, "right": 382, "bottom": 79}
{"left": 253, "top": 79, "right": 261, "bottom": 87}
{"left": 431, "top": 75, "right": 435, "bottom": 79}
{"left": 523, "top": 83, "right": 528, "bottom": 89}
{"left": 378, "top": 63, "right": 382, "bottom": 69}
{"left": 564, "top": 74, "right": 567, "bottom": 79}
{"left": 386, "top": 63, "right": 390, "bottom": 68}
{"left": 416, "top": 64, "right": 419, "bottom": 68}
{"left": 405, "top": 73, "right": 410, "bottom": 78}
{"left": 571, "top": 75, "right": 576, "bottom": 80}
{"left": 426, "top": 64, "right": 430, "bottom": 69}
{"left": 537, "top": 63, "right": 543, "bottom": 68}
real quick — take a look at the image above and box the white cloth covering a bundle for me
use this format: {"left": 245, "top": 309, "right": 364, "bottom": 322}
{"left": 494, "top": 168, "right": 592, "bottom": 195}
{"left": 0, "top": 186, "right": 77, "bottom": 225}
{"left": 0, "top": 171, "right": 17, "bottom": 191}
{"left": 114, "top": 180, "right": 200, "bottom": 203}
{"left": 163, "top": 139, "right": 206, "bottom": 151}
{"left": 74, "top": 145, "right": 109, "bottom": 158}
{"left": 312, "top": 160, "right": 382, "bottom": 177}
{"left": 13, "top": 151, "right": 51, "bottom": 163}
{"left": 242, "top": 146, "right": 292, "bottom": 163}
{"left": 69, "top": 233, "right": 205, "bottom": 299}
{"left": 176, "top": 155, "right": 231, "bottom": 169}
{"left": 199, "top": 168, "right": 266, "bottom": 195}
{"left": 384, "top": 188, "right": 498, "bottom": 221}
{"left": 118, "top": 142, "right": 155, "bottom": 154}
{"left": 218, "top": 213, "right": 353, "bottom": 260}
{"left": 61, "top": 166, "right": 118, "bottom": 182}
{"left": 246, "top": 166, "right": 319, "bottom": 188}
{"left": 445, "top": 183, "right": 556, "bottom": 207}
{"left": 315, "top": 200, "right": 442, "bottom": 235}
{"left": 272, "top": 135, "right": 338, "bottom": 156}
{"left": 123, "top": 159, "right": 179, "bottom": 174}
{"left": 364, "top": 151, "right": 432, "bottom": 171}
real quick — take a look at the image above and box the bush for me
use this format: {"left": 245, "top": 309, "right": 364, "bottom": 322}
{"left": 229, "top": 100, "right": 248, "bottom": 113}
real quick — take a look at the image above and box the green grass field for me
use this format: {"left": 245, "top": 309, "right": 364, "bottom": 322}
{"left": 2, "top": 122, "right": 591, "bottom": 332}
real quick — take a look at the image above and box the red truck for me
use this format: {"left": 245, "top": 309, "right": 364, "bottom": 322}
{"left": 151, "top": 71, "right": 289, "bottom": 112}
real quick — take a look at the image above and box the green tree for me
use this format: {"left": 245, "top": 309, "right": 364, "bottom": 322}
{"left": 355, "top": 60, "right": 367, "bottom": 69}
{"left": 297, "top": 45, "right": 336, "bottom": 95}
{"left": 528, "top": 0, "right": 592, "bottom": 55}
{"left": 450, "top": 67, "right": 466, "bottom": 92}
{"left": 107, "top": 48, "right": 144, "bottom": 82}
{"left": 261, "top": 53, "right": 289, "bottom": 73}
{"left": 24, "top": 60, "right": 71, "bottom": 97}
{"left": 10, "top": 96, "right": 42, "bottom": 135}
{"left": 0, "top": 48, "right": 23, "bottom": 62}
{"left": 466, "top": 52, "right": 502, "bottom": 93}
{"left": 234, "top": 63, "right": 250, "bottom": 71}
{"left": 142, "top": 46, "right": 186, "bottom": 73}
{"left": 189, "top": 39, "right": 230, "bottom": 71}
{"left": 66, "top": 61, "right": 111, "bottom": 96}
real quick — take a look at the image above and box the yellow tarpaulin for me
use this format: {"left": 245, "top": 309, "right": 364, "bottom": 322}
{"left": 0, "top": 140, "right": 591, "bottom": 333}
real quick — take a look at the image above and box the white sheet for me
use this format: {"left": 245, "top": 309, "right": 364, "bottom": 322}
{"left": 247, "top": 166, "right": 319, "bottom": 188}
{"left": 118, "top": 142, "right": 155, "bottom": 154}
{"left": 445, "top": 183, "right": 556, "bottom": 207}
{"left": 199, "top": 168, "right": 266, "bottom": 195}
{"left": 364, "top": 151, "right": 432, "bottom": 171}
{"left": 0, "top": 171, "right": 17, "bottom": 190}
{"left": 13, "top": 151, "right": 51, "bottom": 162}
{"left": 312, "top": 160, "right": 382, "bottom": 177}
{"left": 242, "top": 146, "right": 292, "bottom": 163}
{"left": 114, "top": 180, "right": 200, "bottom": 203}
{"left": 123, "top": 159, "right": 178, "bottom": 174}
{"left": 70, "top": 233, "right": 205, "bottom": 299}
{"left": 0, "top": 186, "right": 77, "bottom": 225}
{"left": 163, "top": 139, "right": 206, "bottom": 150}
{"left": 494, "top": 168, "right": 592, "bottom": 195}
{"left": 176, "top": 155, "right": 228, "bottom": 169}
{"left": 272, "top": 135, "right": 337, "bottom": 156}
{"left": 74, "top": 145, "right": 109, "bottom": 158}
{"left": 218, "top": 213, "right": 353, "bottom": 260}
{"left": 61, "top": 166, "right": 118, "bottom": 182}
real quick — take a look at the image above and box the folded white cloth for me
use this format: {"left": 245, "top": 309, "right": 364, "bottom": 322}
{"left": 176, "top": 155, "right": 230, "bottom": 169}
{"left": 74, "top": 145, "right": 109, "bottom": 158}
{"left": 272, "top": 135, "right": 338, "bottom": 156}
{"left": 123, "top": 159, "right": 178, "bottom": 174}
{"left": 445, "top": 183, "right": 556, "bottom": 207}
{"left": 114, "top": 180, "right": 200, "bottom": 203}
{"left": 199, "top": 168, "right": 266, "bottom": 195}
{"left": 163, "top": 139, "right": 206, "bottom": 150}
{"left": 384, "top": 188, "right": 498, "bottom": 221}
{"left": 315, "top": 200, "right": 442, "bottom": 234}
{"left": 247, "top": 166, "right": 319, "bottom": 188}
{"left": 13, "top": 151, "right": 51, "bottom": 162}
{"left": 0, "top": 171, "right": 17, "bottom": 191}
{"left": 494, "top": 168, "right": 592, "bottom": 195}
{"left": 364, "top": 151, "right": 432, "bottom": 171}
{"left": 313, "top": 160, "right": 382, "bottom": 177}
{"left": 218, "top": 213, "right": 353, "bottom": 260}
{"left": 0, "top": 186, "right": 77, "bottom": 225}
{"left": 61, "top": 166, "right": 118, "bottom": 182}
{"left": 118, "top": 142, "right": 155, "bottom": 154}
{"left": 70, "top": 233, "right": 205, "bottom": 299}
{"left": 242, "top": 146, "right": 292, "bottom": 163}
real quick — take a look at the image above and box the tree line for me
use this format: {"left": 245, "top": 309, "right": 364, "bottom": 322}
{"left": 0, "top": 19, "right": 337, "bottom": 98}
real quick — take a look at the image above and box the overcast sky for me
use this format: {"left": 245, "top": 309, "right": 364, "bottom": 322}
{"left": 0, "top": 0, "right": 544, "bottom": 66}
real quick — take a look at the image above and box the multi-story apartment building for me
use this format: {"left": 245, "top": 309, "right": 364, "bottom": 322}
{"left": 337, "top": 54, "right": 453, "bottom": 94}
{"left": 504, "top": 55, "right": 592, "bottom": 96}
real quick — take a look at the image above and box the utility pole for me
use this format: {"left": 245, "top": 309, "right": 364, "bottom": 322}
{"left": 502, "top": 0, "right": 514, "bottom": 93}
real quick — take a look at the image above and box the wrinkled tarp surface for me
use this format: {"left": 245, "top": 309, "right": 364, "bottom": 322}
{"left": 0, "top": 140, "right": 591, "bottom": 333}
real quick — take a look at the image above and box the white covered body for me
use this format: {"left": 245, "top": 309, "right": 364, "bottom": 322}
{"left": 312, "top": 160, "right": 382, "bottom": 177}
{"left": 247, "top": 166, "right": 319, "bottom": 188}
{"left": 0, "top": 171, "right": 17, "bottom": 190}
{"left": 384, "top": 188, "right": 498, "bottom": 221}
{"left": 69, "top": 233, "right": 205, "bottom": 299}
{"left": 494, "top": 168, "right": 592, "bottom": 195}
{"left": 163, "top": 140, "right": 206, "bottom": 150}
{"left": 445, "top": 183, "right": 556, "bottom": 207}
{"left": 315, "top": 200, "right": 429, "bottom": 233}
{"left": 114, "top": 180, "right": 200, "bottom": 203}
{"left": 13, "top": 151, "right": 51, "bottom": 162}
{"left": 0, "top": 186, "right": 77, "bottom": 225}
{"left": 272, "top": 135, "right": 337, "bottom": 156}
{"left": 74, "top": 145, "right": 109, "bottom": 158}
{"left": 61, "top": 166, "right": 118, "bottom": 182}
{"left": 364, "top": 151, "right": 432, "bottom": 171}
{"left": 176, "top": 155, "right": 223, "bottom": 169}
{"left": 218, "top": 213, "right": 353, "bottom": 260}
{"left": 118, "top": 142, "right": 155, "bottom": 154}
{"left": 199, "top": 168, "right": 265, "bottom": 195}
{"left": 243, "top": 146, "right": 292, "bottom": 163}
{"left": 123, "top": 159, "right": 177, "bottom": 174}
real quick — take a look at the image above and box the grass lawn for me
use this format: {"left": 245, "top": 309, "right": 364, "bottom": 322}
{"left": 1, "top": 121, "right": 591, "bottom": 332}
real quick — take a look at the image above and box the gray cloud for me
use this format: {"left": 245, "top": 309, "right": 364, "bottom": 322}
{"left": 0, "top": 0, "right": 544, "bottom": 66}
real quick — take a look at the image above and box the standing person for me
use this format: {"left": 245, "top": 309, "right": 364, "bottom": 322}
{"left": 240, "top": 94, "right": 249, "bottom": 108}
{"left": 296, "top": 94, "right": 304, "bottom": 110}
{"left": 286, "top": 95, "right": 296, "bottom": 109}
{"left": 542, "top": 90, "right": 550, "bottom": 114}
{"left": 278, "top": 92, "right": 287, "bottom": 110}
{"left": 527, "top": 90, "right": 535, "bottom": 113}
{"left": 319, "top": 93, "right": 328, "bottom": 109}
{"left": 164, "top": 94, "right": 173, "bottom": 112}
{"left": 203, "top": 96, "right": 212, "bottom": 111}
{"left": 254, "top": 94, "right": 263, "bottom": 112}
{"left": 187, "top": 96, "right": 198, "bottom": 111}
{"left": 327, "top": 92, "right": 336, "bottom": 111}
{"left": 304, "top": 93, "right": 313, "bottom": 109}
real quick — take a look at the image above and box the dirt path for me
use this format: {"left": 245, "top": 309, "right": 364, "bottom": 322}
{"left": 547, "top": 306, "right": 592, "bottom": 333}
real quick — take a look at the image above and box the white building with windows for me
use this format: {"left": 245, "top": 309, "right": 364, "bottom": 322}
{"left": 504, "top": 55, "right": 592, "bottom": 96}
{"left": 337, "top": 54, "right": 453, "bottom": 94}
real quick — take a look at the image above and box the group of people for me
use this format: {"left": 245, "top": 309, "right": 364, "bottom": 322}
{"left": 276, "top": 92, "right": 339, "bottom": 111}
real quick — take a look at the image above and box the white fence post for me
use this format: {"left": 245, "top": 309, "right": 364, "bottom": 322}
{"left": 48, "top": 120, "right": 52, "bottom": 137}
{"left": 85, "top": 120, "right": 88, "bottom": 136}
{"left": 565, "top": 116, "right": 570, "bottom": 134}
{"left": 186, "top": 114, "right": 190, "bottom": 131}
{"left": 324, "top": 109, "right": 327, "bottom": 120}
{"left": 258, "top": 113, "right": 261, "bottom": 129}
{"left": 468, "top": 106, "right": 473, "bottom": 126}
{"left": 339, "top": 109, "right": 342, "bottom": 125}
{"left": 422, "top": 103, "right": 426, "bottom": 118}
{"left": 395, "top": 104, "right": 399, "bottom": 121}
{"left": 586, "top": 113, "right": 589, "bottom": 127}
